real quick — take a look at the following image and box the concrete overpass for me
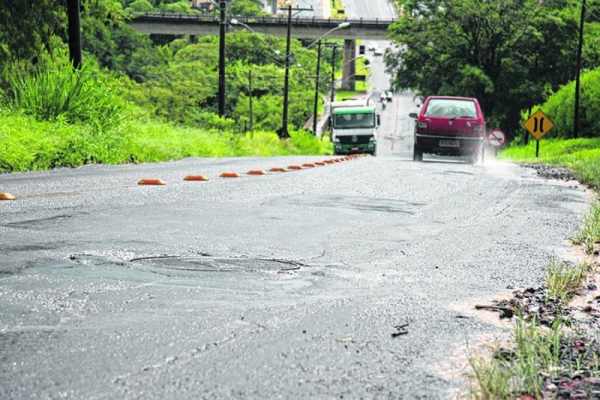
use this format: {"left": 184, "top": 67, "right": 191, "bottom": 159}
{"left": 129, "top": 13, "right": 393, "bottom": 40}
{"left": 129, "top": 13, "right": 395, "bottom": 91}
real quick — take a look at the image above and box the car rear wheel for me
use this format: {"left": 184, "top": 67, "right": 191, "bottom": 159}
{"left": 413, "top": 146, "right": 423, "bottom": 162}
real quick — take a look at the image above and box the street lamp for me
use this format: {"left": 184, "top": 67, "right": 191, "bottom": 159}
{"left": 305, "top": 22, "right": 351, "bottom": 135}
{"left": 230, "top": 18, "right": 257, "bottom": 33}
{"left": 306, "top": 22, "right": 351, "bottom": 49}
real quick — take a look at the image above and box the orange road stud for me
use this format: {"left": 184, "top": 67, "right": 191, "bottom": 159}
{"left": 287, "top": 165, "right": 303, "bottom": 170}
{"left": 302, "top": 163, "right": 316, "bottom": 168}
{"left": 184, "top": 175, "right": 209, "bottom": 182}
{"left": 138, "top": 178, "right": 166, "bottom": 186}
{"left": 269, "top": 167, "right": 287, "bottom": 173}
{"left": 220, "top": 172, "right": 240, "bottom": 178}
{"left": 247, "top": 169, "right": 266, "bottom": 176}
{"left": 0, "top": 192, "right": 16, "bottom": 201}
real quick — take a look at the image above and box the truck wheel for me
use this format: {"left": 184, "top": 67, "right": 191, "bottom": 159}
{"left": 413, "top": 146, "right": 423, "bottom": 161}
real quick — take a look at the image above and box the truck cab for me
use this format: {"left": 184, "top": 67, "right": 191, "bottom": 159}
{"left": 331, "top": 100, "right": 379, "bottom": 155}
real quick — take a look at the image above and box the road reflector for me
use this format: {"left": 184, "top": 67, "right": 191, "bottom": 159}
{"left": 220, "top": 172, "right": 240, "bottom": 178}
{"left": 138, "top": 178, "right": 166, "bottom": 186}
{"left": 269, "top": 167, "right": 287, "bottom": 173}
{"left": 184, "top": 175, "right": 209, "bottom": 182}
{"left": 0, "top": 192, "right": 16, "bottom": 201}
{"left": 287, "top": 165, "right": 303, "bottom": 170}
{"left": 302, "top": 163, "right": 316, "bottom": 168}
{"left": 247, "top": 169, "right": 266, "bottom": 176}
{"left": 524, "top": 110, "right": 554, "bottom": 140}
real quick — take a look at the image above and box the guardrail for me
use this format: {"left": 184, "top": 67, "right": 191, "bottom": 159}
{"left": 132, "top": 12, "right": 396, "bottom": 28}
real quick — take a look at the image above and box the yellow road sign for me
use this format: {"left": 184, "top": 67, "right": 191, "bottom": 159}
{"left": 524, "top": 110, "right": 554, "bottom": 140}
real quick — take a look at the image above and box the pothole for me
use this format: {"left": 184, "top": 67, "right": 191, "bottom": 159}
{"left": 131, "top": 256, "right": 306, "bottom": 273}
{"left": 69, "top": 254, "right": 308, "bottom": 274}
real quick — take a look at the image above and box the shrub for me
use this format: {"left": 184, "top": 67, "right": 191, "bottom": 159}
{"left": 5, "top": 54, "right": 126, "bottom": 131}
{"left": 533, "top": 68, "right": 600, "bottom": 138}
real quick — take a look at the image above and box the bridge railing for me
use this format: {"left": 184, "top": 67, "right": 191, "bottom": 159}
{"left": 132, "top": 12, "right": 396, "bottom": 27}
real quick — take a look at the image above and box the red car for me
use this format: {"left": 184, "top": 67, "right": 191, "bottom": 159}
{"left": 410, "top": 96, "right": 486, "bottom": 163}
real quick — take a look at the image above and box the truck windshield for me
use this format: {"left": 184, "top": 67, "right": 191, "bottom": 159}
{"left": 424, "top": 99, "right": 477, "bottom": 118}
{"left": 334, "top": 113, "right": 375, "bottom": 129}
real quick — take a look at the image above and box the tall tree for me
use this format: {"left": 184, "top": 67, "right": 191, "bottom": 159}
{"left": 0, "top": 0, "right": 65, "bottom": 63}
{"left": 388, "top": 0, "right": 579, "bottom": 132}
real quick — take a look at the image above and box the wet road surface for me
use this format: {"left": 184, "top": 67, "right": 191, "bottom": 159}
{"left": 0, "top": 2, "right": 589, "bottom": 398}
{"left": 0, "top": 155, "right": 589, "bottom": 399}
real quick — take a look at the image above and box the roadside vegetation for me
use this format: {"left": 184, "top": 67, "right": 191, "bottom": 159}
{"left": 0, "top": 0, "right": 336, "bottom": 173}
{"left": 470, "top": 261, "right": 599, "bottom": 399}
{"left": 499, "top": 138, "right": 600, "bottom": 190}
{"left": 390, "top": 0, "right": 600, "bottom": 135}
{"left": 573, "top": 203, "right": 600, "bottom": 255}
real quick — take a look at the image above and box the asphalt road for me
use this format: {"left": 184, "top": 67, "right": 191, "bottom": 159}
{"left": 0, "top": 2, "right": 591, "bottom": 399}
{"left": 0, "top": 155, "right": 589, "bottom": 399}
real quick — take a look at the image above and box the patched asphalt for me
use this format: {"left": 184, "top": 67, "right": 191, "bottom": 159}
{"left": 0, "top": 154, "right": 590, "bottom": 399}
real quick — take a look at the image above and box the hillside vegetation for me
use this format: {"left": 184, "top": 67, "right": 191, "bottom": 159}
{"left": 0, "top": 0, "right": 334, "bottom": 172}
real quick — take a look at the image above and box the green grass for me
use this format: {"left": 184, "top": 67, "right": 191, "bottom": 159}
{"left": 499, "top": 138, "right": 600, "bottom": 189}
{"left": 470, "top": 318, "right": 563, "bottom": 399}
{"left": 335, "top": 90, "right": 367, "bottom": 102}
{"left": 573, "top": 202, "right": 600, "bottom": 254}
{"left": 0, "top": 111, "right": 332, "bottom": 173}
{"left": 469, "top": 260, "right": 595, "bottom": 398}
{"left": 546, "top": 261, "right": 590, "bottom": 303}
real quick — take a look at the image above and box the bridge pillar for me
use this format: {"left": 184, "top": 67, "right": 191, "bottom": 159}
{"left": 342, "top": 39, "right": 356, "bottom": 91}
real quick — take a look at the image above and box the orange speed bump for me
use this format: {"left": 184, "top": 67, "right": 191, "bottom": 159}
{"left": 269, "top": 167, "right": 287, "bottom": 173}
{"left": 138, "top": 178, "right": 166, "bottom": 186}
{"left": 302, "top": 163, "right": 316, "bottom": 168}
{"left": 184, "top": 175, "right": 209, "bottom": 182}
{"left": 0, "top": 192, "right": 16, "bottom": 201}
{"left": 220, "top": 172, "right": 240, "bottom": 178}
{"left": 247, "top": 169, "right": 266, "bottom": 176}
{"left": 287, "top": 165, "right": 303, "bottom": 170}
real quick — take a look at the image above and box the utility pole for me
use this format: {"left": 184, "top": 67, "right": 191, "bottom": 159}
{"left": 330, "top": 44, "right": 338, "bottom": 103}
{"left": 574, "top": 0, "right": 586, "bottom": 138}
{"left": 67, "top": 0, "right": 82, "bottom": 69}
{"left": 279, "top": 4, "right": 313, "bottom": 138}
{"left": 218, "top": 0, "right": 227, "bottom": 117}
{"left": 312, "top": 40, "right": 322, "bottom": 135}
{"left": 248, "top": 69, "right": 254, "bottom": 132}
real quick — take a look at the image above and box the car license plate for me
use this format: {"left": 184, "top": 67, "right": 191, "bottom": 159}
{"left": 352, "top": 147, "right": 359, "bottom": 151}
{"left": 439, "top": 139, "right": 459, "bottom": 148}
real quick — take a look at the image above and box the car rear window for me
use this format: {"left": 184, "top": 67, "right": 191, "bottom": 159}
{"left": 424, "top": 99, "right": 477, "bottom": 118}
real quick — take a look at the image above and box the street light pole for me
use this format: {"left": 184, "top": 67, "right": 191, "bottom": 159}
{"left": 312, "top": 40, "right": 322, "bottom": 135}
{"left": 279, "top": 4, "right": 313, "bottom": 138}
{"left": 330, "top": 44, "right": 338, "bottom": 103}
{"left": 67, "top": 0, "right": 82, "bottom": 69}
{"left": 280, "top": 5, "right": 293, "bottom": 138}
{"left": 248, "top": 69, "right": 254, "bottom": 132}
{"left": 574, "top": 0, "right": 586, "bottom": 138}
{"left": 218, "top": 0, "right": 227, "bottom": 117}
